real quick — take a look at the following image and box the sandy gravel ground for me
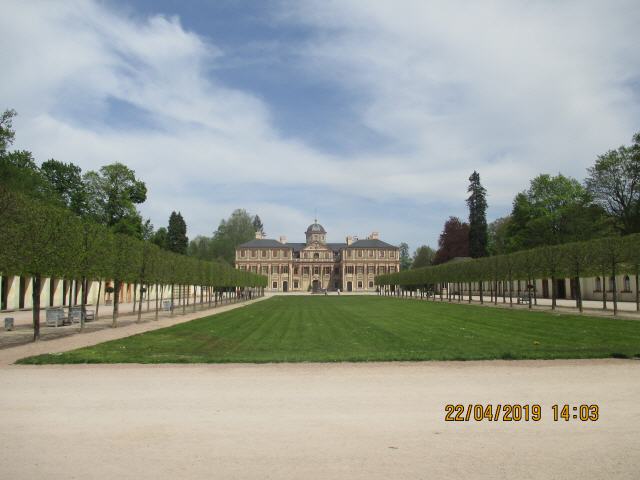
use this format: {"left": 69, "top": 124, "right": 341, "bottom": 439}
{"left": 1, "top": 359, "right": 638, "bottom": 480}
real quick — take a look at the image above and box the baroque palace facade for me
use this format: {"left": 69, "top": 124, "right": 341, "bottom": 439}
{"left": 235, "top": 222, "right": 400, "bottom": 292}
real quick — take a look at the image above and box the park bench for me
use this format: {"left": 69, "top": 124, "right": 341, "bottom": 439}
{"left": 69, "top": 306, "right": 95, "bottom": 324}
{"left": 162, "top": 300, "right": 173, "bottom": 312}
{"left": 46, "top": 308, "right": 67, "bottom": 327}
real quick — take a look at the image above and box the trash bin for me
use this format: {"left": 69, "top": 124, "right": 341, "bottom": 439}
{"left": 4, "top": 317, "right": 14, "bottom": 331}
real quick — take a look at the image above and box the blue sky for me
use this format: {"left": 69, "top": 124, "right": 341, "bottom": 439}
{"left": 3, "top": 0, "right": 640, "bottom": 252}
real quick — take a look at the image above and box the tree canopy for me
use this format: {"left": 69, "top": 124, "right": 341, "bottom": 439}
{"left": 433, "top": 217, "right": 470, "bottom": 265}
{"left": 167, "top": 211, "right": 188, "bottom": 254}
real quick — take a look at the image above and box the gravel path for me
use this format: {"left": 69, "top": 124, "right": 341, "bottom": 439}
{"left": 1, "top": 359, "right": 638, "bottom": 479}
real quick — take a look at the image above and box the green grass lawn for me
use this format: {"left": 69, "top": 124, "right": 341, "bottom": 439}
{"left": 18, "top": 296, "right": 640, "bottom": 364}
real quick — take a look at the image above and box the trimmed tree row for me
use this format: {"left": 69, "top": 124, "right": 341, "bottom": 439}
{"left": 375, "top": 234, "right": 640, "bottom": 315}
{"left": 0, "top": 186, "right": 267, "bottom": 340}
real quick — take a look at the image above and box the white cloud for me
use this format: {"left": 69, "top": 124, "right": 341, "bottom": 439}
{"left": 1, "top": 0, "right": 639, "bottom": 249}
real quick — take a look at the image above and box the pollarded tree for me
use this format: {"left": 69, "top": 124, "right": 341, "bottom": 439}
{"left": 467, "top": 171, "right": 488, "bottom": 258}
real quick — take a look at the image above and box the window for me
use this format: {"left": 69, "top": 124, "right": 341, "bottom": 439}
{"left": 368, "top": 281, "right": 374, "bottom": 288}
{"left": 357, "top": 281, "right": 363, "bottom": 288}
{"left": 368, "top": 250, "right": 373, "bottom": 257}
{"left": 272, "top": 249, "right": 279, "bottom": 257}
{"left": 595, "top": 277, "right": 602, "bottom": 292}
{"left": 261, "top": 250, "right": 267, "bottom": 257}
{"left": 251, "top": 250, "right": 257, "bottom": 257}
{"left": 294, "top": 267, "right": 299, "bottom": 275}
{"left": 324, "top": 267, "right": 331, "bottom": 275}
{"left": 251, "top": 265, "right": 257, "bottom": 273}
{"left": 389, "top": 251, "right": 395, "bottom": 258}
{"left": 356, "top": 266, "right": 364, "bottom": 274}
{"left": 239, "top": 265, "right": 246, "bottom": 270}
{"left": 313, "top": 252, "right": 319, "bottom": 259}
{"left": 272, "top": 282, "right": 278, "bottom": 289}
{"left": 367, "top": 266, "right": 375, "bottom": 274}
{"left": 261, "top": 266, "right": 269, "bottom": 275}
{"left": 282, "top": 250, "right": 288, "bottom": 258}
{"left": 623, "top": 275, "right": 631, "bottom": 292}
{"left": 294, "top": 280, "right": 299, "bottom": 289}
{"left": 378, "top": 266, "right": 386, "bottom": 274}
{"left": 303, "top": 267, "right": 310, "bottom": 275}
{"left": 282, "top": 265, "right": 289, "bottom": 274}
{"left": 241, "top": 250, "right": 246, "bottom": 257}
{"left": 273, "top": 265, "right": 279, "bottom": 274}
{"left": 346, "top": 266, "right": 354, "bottom": 274}
{"left": 380, "top": 251, "right": 385, "bottom": 258}
{"left": 313, "top": 266, "right": 320, "bottom": 275}
{"left": 357, "top": 250, "right": 363, "bottom": 258}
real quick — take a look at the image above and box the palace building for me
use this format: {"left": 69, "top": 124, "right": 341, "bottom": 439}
{"left": 235, "top": 221, "right": 400, "bottom": 292}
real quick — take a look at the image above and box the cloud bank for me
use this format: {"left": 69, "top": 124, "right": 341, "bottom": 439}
{"left": 2, "top": 0, "right": 639, "bottom": 248}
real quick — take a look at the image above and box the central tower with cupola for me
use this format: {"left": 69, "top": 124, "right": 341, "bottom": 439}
{"left": 305, "top": 220, "right": 326, "bottom": 244}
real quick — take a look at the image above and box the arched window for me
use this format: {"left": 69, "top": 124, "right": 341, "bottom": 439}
{"left": 609, "top": 276, "right": 615, "bottom": 292}
{"left": 624, "top": 275, "right": 631, "bottom": 292}
{"left": 313, "top": 252, "right": 319, "bottom": 259}
{"left": 595, "top": 277, "right": 601, "bottom": 292}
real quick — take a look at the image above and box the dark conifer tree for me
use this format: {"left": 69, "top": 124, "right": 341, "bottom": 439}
{"left": 167, "top": 211, "right": 188, "bottom": 254}
{"left": 467, "top": 171, "right": 488, "bottom": 258}
{"left": 252, "top": 215, "right": 265, "bottom": 236}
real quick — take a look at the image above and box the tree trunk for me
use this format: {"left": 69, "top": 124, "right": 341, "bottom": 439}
{"left": 636, "top": 272, "right": 639, "bottom": 312}
{"left": 112, "top": 279, "right": 120, "bottom": 327}
{"left": 137, "top": 282, "right": 144, "bottom": 323}
{"left": 147, "top": 284, "right": 151, "bottom": 312}
{"left": 171, "top": 284, "right": 175, "bottom": 316}
{"left": 80, "top": 276, "right": 87, "bottom": 330}
{"left": 494, "top": 280, "right": 498, "bottom": 305}
{"left": 155, "top": 284, "right": 160, "bottom": 320}
{"left": 95, "top": 280, "right": 102, "bottom": 320}
{"left": 132, "top": 282, "right": 137, "bottom": 314}
{"left": 479, "top": 281, "right": 484, "bottom": 304}
{"left": 509, "top": 279, "right": 513, "bottom": 307}
{"left": 612, "top": 265, "right": 618, "bottom": 316}
{"left": 575, "top": 276, "right": 583, "bottom": 313}
{"left": 32, "top": 274, "right": 41, "bottom": 342}
{"left": 602, "top": 270, "right": 607, "bottom": 310}
{"left": 551, "top": 276, "right": 557, "bottom": 310}
{"left": 183, "top": 285, "right": 187, "bottom": 314}
{"left": 533, "top": 280, "right": 537, "bottom": 306}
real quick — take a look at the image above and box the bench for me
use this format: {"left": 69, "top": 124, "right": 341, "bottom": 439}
{"left": 69, "top": 306, "right": 96, "bottom": 323}
{"left": 46, "top": 308, "right": 67, "bottom": 327}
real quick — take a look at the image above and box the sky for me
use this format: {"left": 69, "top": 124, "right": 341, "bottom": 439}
{"left": 2, "top": 0, "right": 640, "bottom": 252}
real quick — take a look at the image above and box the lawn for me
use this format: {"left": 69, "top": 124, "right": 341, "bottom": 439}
{"left": 18, "top": 296, "right": 640, "bottom": 364}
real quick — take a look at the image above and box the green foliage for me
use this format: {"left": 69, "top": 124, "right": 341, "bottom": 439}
{"left": 399, "top": 242, "right": 411, "bottom": 270}
{"left": 411, "top": 245, "right": 435, "bottom": 269}
{"left": 506, "top": 174, "right": 611, "bottom": 250}
{"left": 586, "top": 132, "right": 640, "bottom": 234}
{"left": 189, "top": 208, "right": 257, "bottom": 264}
{"left": 0, "top": 109, "right": 17, "bottom": 155}
{"left": 167, "top": 211, "right": 188, "bottom": 254}
{"left": 467, "top": 171, "right": 488, "bottom": 258}
{"left": 376, "top": 230, "right": 640, "bottom": 290}
{"left": 0, "top": 186, "right": 267, "bottom": 290}
{"left": 40, "top": 159, "right": 87, "bottom": 215}
{"left": 83, "top": 162, "right": 147, "bottom": 235}
{"left": 252, "top": 215, "right": 265, "bottom": 235}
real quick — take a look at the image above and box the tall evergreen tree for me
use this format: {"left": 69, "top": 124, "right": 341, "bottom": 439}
{"left": 167, "top": 211, "right": 188, "bottom": 254}
{"left": 466, "top": 171, "right": 488, "bottom": 258}
{"left": 252, "top": 215, "right": 265, "bottom": 236}
{"left": 399, "top": 242, "right": 411, "bottom": 270}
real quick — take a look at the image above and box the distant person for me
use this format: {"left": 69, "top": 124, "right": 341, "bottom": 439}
{"left": 337, "top": 288, "right": 341, "bottom": 296}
